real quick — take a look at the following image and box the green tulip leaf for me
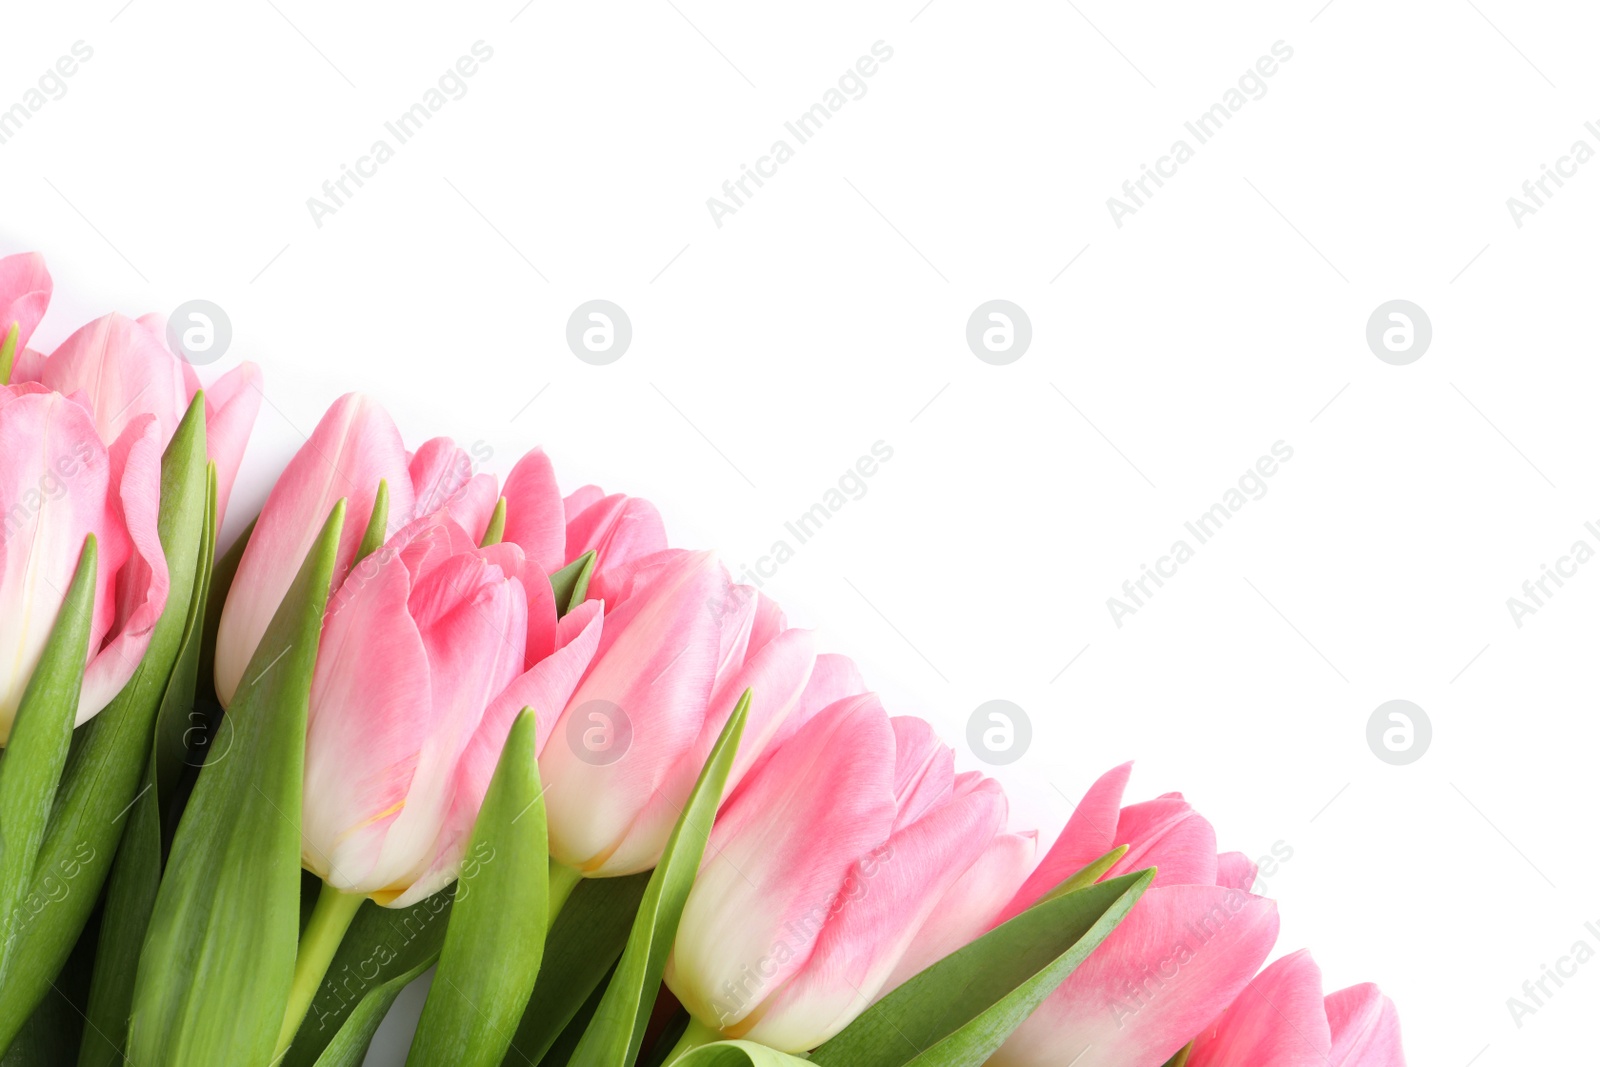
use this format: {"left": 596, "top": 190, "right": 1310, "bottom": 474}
{"left": 354, "top": 479, "right": 390, "bottom": 564}
{"left": 311, "top": 955, "right": 436, "bottom": 1067}
{"left": 407, "top": 709, "right": 549, "bottom": 1067}
{"left": 498, "top": 871, "right": 650, "bottom": 1065}
{"left": 479, "top": 498, "right": 507, "bottom": 548}
{"left": 571, "top": 690, "right": 752, "bottom": 1067}
{"left": 0, "top": 536, "right": 98, "bottom": 984}
{"left": 0, "top": 394, "right": 210, "bottom": 1055}
{"left": 807, "top": 869, "right": 1156, "bottom": 1067}
{"left": 0, "top": 323, "right": 17, "bottom": 386}
{"left": 548, "top": 551, "right": 596, "bottom": 616}
{"left": 125, "top": 499, "right": 346, "bottom": 1065}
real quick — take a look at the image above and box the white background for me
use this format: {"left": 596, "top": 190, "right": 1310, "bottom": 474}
{"left": 5, "top": 0, "right": 1598, "bottom": 1062}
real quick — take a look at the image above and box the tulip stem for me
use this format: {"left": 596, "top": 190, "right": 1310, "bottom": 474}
{"left": 547, "top": 858, "right": 583, "bottom": 931}
{"left": 662, "top": 1017, "right": 720, "bottom": 1064}
{"left": 274, "top": 881, "right": 365, "bottom": 1057}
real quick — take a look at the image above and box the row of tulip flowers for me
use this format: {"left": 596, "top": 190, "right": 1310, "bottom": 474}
{"left": 0, "top": 250, "right": 1404, "bottom": 1066}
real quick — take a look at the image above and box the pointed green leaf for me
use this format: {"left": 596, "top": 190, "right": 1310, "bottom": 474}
{"left": 197, "top": 513, "right": 255, "bottom": 702}
{"left": 548, "top": 551, "right": 596, "bottom": 617}
{"left": 479, "top": 497, "right": 506, "bottom": 548}
{"left": 311, "top": 956, "right": 436, "bottom": 1067}
{"left": 407, "top": 709, "right": 549, "bottom": 1066}
{"left": 77, "top": 469, "right": 218, "bottom": 1067}
{"left": 671, "top": 1040, "right": 810, "bottom": 1067}
{"left": 538, "top": 964, "right": 616, "bottom": 1067}
{"left": 0, "top": 537, "right": 97, "bottom": 983}
{"left": 355, "top": 479, "right": 390, "bottom": 563}
{"left": 0, "top": 394, "right": 210, "bottom": 1053}
{"left": 1041, "top": 844, "right": 1129, "bottom": 903}
{"left": 126, "top": 500, "right": 346, "bottom": 1065}
{"left": 572, "top": 691, "right": 751, "bottom": 1066}
{"left": 1164, "top": 1041, "right": 1194, "bottom": 1067}
{"left": 498, "top": 872, "right": 651, "bottom": 1065}
{"left": 807, "top": 870, "right": 1156, "bottom": 1066}
{"left": 0, "top": 323, "right": 17, "bottom": 386}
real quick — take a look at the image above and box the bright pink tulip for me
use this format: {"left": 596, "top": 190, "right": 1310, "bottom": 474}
{"left": 17, "top": 312, "right": 262, "bottom": 522}
{"left": 539, "top": 551, "right": 816, "bottom": 876}
{"left": 300, "top": 510, "right": 601, "bottom": 907}
{"left": 984, "top": 764, "right": 1280, "bottom": 1067}
{"left": 1187, "top": 950, "right": 1405, "bottom": 1066}
{"left": 664, "top": 699, "right": 1008, "bottom": 1052}
{"left": 0, "top": 252, "right": 52, "bottom": 357}
{"left": 0, "top": 386, "right": 166, "bottom": 741}
{"left": 561, "top": 484, "right": 666, "bottom": 605}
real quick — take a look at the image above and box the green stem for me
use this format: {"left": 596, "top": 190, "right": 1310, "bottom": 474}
{"left": 663, "top": 1016, "right": 720, "bottom": 1064}
{"left": 547, "top": 858, "right": 583, "bottom": 932}
{"left": 274, "top": 881, "right": 364, "bottom": 1057}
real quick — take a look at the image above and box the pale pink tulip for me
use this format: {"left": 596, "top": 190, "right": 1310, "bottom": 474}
{"left": 0, "top": 386, "right": 166, "bottom": 740}
{"left": 301, "top": 510, "right": 601, "bottom": 907}
{"left": 539, "top": 552, "right": 815, "bottom": 877}
{"left": 11, "top": 312, "right": 263, "bottom": 523}
{"left": 561, "top": 484, "right": 666, "bottom": 605}
{"left": 1187, "top": 950, "right": 1405, "bottom": 1066}
{"left": 664, "top": 699, "right": 1008, "bottom": 1052}
{"left": 0, "top": 252, "right": 52, "bottom": 358}
{"left": 975, "top": 765, "right": 1279, "bottom": 1067}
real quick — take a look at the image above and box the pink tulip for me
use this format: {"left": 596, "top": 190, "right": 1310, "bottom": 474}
{"left": 1187, "top": 949, "right": 1405, "bottom": 1065}
{"left": 0, "top": 385, "right": 166, "bottom": 741}
{"left": 923, "top": 764, "right": 1283, "bottom": 1067}
{"left": 301, "top": 509, "right": 602, "bottom": 908}
{"left": 539, "top": 551, "right": 816, "bottom": 877}
{"left": 561, "top": 484, "right": 666, "bottom": 605}
{"left": 10, "top": 312, "right": 262, "bottom": 523}
{"left": 0, "top": 252, "right": 52, "bottom": 358}
{"left": 664, "top": 699, "right": 1008, "bottom": 1053}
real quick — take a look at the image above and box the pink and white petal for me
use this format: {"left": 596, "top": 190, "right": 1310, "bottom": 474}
{"left": 888, "top": 716, "right": 954, "bottom": 832}
{"left": 1188, "top": 949, "right": 1332, "bottom": 1067}
{"left": 745, "top": 776, "right": 1007, "bottom": 1051}
{"left": 665, "top": 698, "right": 898, "bottom": 1037}
{"left": 563, "top": 484, "right": 606, "bottom": 518}
{"left": 991, "top": 885, "right": 1280, "bottom": 1067}
{"left": 445, "top": 472, "right": 500, "bottom": 545}
{"left": 303, "top": 556, "right": 432, "bottom": 892}
{"left": 1216, "top": 852, "right": 1259, "bottom": 892}
{"left": 408, "top": 438, "right": 474, "bottom": 516}
{"left": 389, "top": 600, "right": 604, "bottom": 909}
{"left": 196, "top": 361, "right": 262, "bottom": 523}
{"left": 1110, "top": 796, "right": 1219, "bottom": 889}
{"left": 999, "top": 762, "right": 1132, "bottom": 923}
{"left": 0, "top": 252, "right": 51, "bottom": 352}
{"left": 0, "top": 392, "right": 117, "bottom": 740}
{"left": 885, "top": 829, "right": 1037, "bottom": 993}
{"left": 501, "top": 447, "right": 564, "bottom": 574}
{"left": 214, "top": 393, "right": 413, "bottom": 706}
{"left": 1326, "top": 983, "right": 1405, "bottom": 1066}
{"left": 78, "top": 413, "right": 167, "bottom": 721}
{"left": 42, "top": 313, "right": 189, "bottom": 446}
{"left": 540, "top": 552, "right": 727, "bottom": 874}
{"left": 7, "top": 347, "right": 48, "bottom": 384}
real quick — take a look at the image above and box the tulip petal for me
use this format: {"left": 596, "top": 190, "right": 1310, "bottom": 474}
{"left": 1000, "top": 762, "right": 1131, "bottom": 923}
{"left": 565, "top": 490, "right": 668, "bottom": 606}
{"left": 501, "top": 447, "right": 564, "bottom": 575}
{"left": 214, "top": 393, "right": 413, "bottom": 706}
{"left": 42, "top": 313, "right": 189, "bottom": 448}
{"left": 664, "top": 697, "right": 897, "bottom": 1036}
{"left": 1326, "top": 983, "right": 1405, "bottom": 1066}
{"left": 888, "top": 716, "right": 954, "bottom": 831}
{"left": 0, "top": 391, "right": 118, "bottom": 740}
{"left": 745, "top": 776, "right": 1007, "bottom": 1051}
{"left": 0, "top": 253, "right": 51, "bottom": 354}
{"left": 196, "top": 361, "right": 262, "bottom": 523}
{"left": 884, "top": 828, "right": 1037, "bottom": 992}
{"left": 78, "top": 412, "right": 167, "bottom": 721}
{"left": 1110, "top": 795, "right": 1218, "bottom": 888}
{"left": 1216, "top": 852, "right": 1258, "bottom": 892}
{"left": 990, "top": 885, "right": 1279, "bottom": 1067}
{"left": 1188, "top": 949, "right": 1332, "bottom": 1067}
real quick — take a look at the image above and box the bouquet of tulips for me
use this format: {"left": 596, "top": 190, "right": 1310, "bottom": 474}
{"left": 0, "top": 251, "right": 1406, "bottom": 1066}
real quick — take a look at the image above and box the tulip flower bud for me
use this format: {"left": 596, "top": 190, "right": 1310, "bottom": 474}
{"left": 0, "top": 386, "right": 166, "bottom": 741}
